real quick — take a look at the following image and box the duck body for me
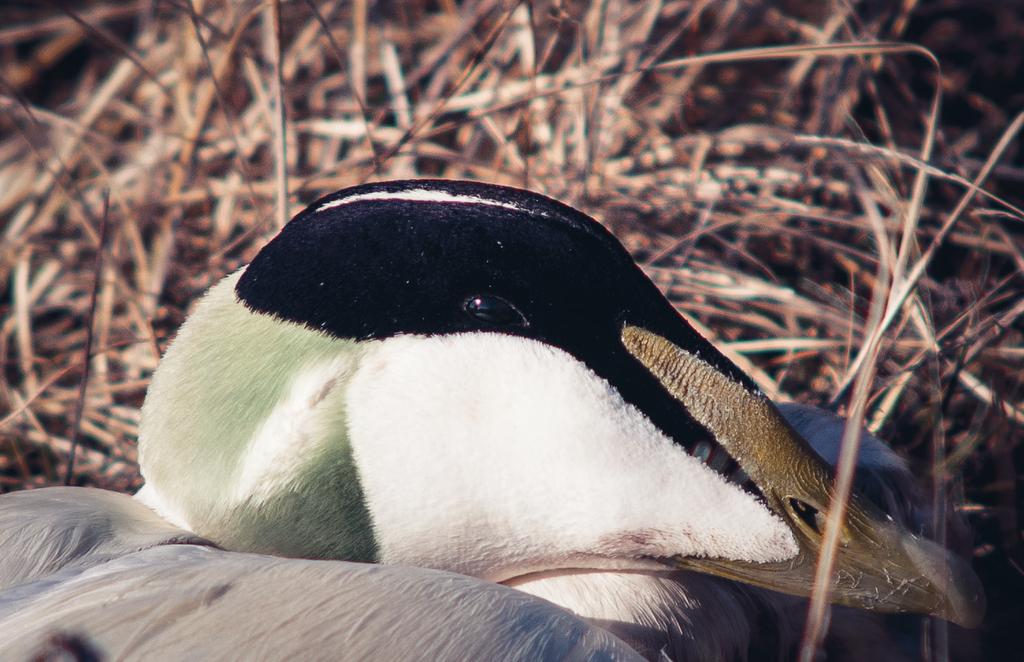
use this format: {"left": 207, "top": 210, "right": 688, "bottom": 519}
{"left": 0, "top": 412, "right": 961, "bottom": 662}
{"left": 0, "top": 488, "right": 638, "bottom": 661}
{"left": 0, "top": 180, "right": 982, "bottom": 660}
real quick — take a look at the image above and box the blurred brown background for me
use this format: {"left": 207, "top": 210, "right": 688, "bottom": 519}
{"left": 1, "top": 0, "right": 1022, "bottom": 658}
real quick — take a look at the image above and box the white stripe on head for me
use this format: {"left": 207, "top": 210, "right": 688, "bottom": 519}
{"left": 316, "top": 188, "right": 535, "bottom": 215}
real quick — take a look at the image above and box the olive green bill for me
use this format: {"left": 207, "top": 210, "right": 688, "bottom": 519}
{"left": 621, "top": 325, "right": 985, "bottom": 628}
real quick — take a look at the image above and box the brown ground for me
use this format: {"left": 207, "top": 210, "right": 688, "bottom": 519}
{"left": 1, "top": 1, "right": 1021, "bottom": 659}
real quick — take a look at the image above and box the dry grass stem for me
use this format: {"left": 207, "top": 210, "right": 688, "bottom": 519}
{"left": 2, "top": 1, "right": 1021, "bottom": 657}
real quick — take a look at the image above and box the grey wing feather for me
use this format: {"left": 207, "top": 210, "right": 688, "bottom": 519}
{"left": 0, "top": 488, "right": 640, "bottom": 662}
{"left": 0, "top": 487, "right": 208, "bottom": 591}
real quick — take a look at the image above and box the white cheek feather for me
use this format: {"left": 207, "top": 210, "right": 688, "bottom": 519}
{"left": 134, "top": 484, "right": 192, "bottom": 531}
{"left": 316, "top": 188, "right": 532, "bottom": 214}
{"left": 345, "top": 333, "right": 797, "bottom": 581}
{"left": 136, "top": 352, "right": 361, "bottom": 528}
{"left": 231, "top": 354, "right": 359, "bottom": 505}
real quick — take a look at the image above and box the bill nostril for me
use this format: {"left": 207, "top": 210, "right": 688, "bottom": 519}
{"left": 787, "top": 497, "right": 855, "bottom": 546}
{"left": 788, "top": 497, "right": 821, "bottom": 536}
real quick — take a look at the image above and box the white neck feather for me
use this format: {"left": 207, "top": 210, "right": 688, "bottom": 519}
{"left": 509, "top": 571, "right": 800, "bottom": 661}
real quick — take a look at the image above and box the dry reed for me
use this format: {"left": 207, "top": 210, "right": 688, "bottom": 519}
{"left": 1, "top": 1, "right": 1021, "bottom": 659}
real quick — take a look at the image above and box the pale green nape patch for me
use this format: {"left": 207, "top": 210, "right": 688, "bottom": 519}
{"left": 138, "top": 270, "right": 377, "bottom": 562}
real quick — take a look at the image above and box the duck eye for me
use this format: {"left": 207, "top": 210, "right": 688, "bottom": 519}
{"left": 463, "top": 295, "right": 528, "bottom": 327}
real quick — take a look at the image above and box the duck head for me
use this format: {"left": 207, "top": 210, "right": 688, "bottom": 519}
{"left": 137, "top": 180, "right": 983, "bottom": 627}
